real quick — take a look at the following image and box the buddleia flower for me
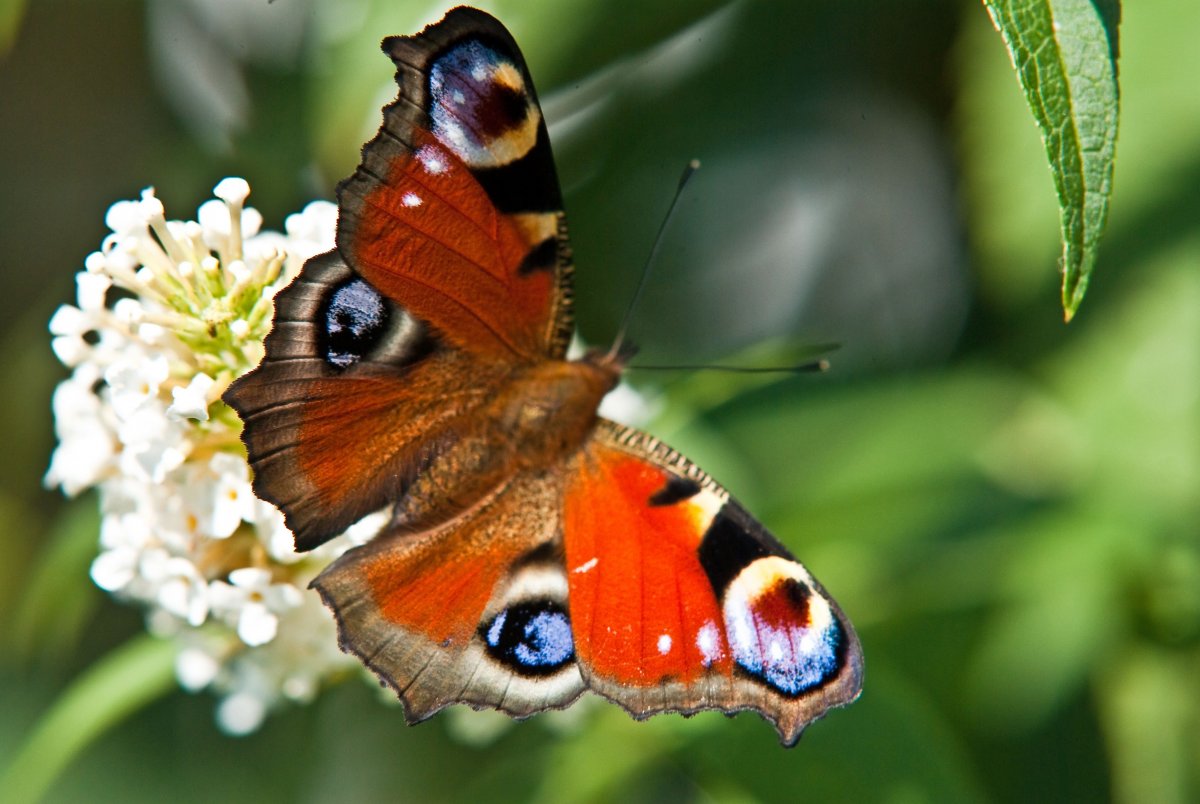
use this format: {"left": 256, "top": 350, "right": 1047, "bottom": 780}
{"left": 45, "top": 178, "right": 386, "bottom": 734}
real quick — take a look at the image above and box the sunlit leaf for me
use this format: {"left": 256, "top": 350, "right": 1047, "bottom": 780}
{"left": 982, "top": 0, "right": 1121, "bottom": 319}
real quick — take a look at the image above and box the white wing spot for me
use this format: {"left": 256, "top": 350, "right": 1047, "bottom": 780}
{"left": 696, "top": 621, "right": 722, "bottom": 667}
{"left": 452, "top": 89, "right": 465, "bottom": 105}
{"left": 657, "top": 634, "right": 672, "bottom": 655}
{"left": 401, "top": 192, "right": 422, "bottom": 208}
{"left": 471, "top": 65, "right": 488, "bottom": 82}
{"left": 416, "top": 145, "right": 447, "bottom": 175}
{"left": 572, "top": 557, "right": 598, "bottom": 574}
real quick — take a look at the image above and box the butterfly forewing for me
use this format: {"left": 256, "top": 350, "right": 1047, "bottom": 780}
{"left": 338, "top": 6, "right": 575, "bottom": 362}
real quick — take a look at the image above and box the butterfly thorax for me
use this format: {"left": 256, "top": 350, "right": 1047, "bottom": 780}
{"left": 487, "top": 355, "right": 620, "bottom": 464}
{"left": 388, "top": 355, "right": 619, "bottom": 531}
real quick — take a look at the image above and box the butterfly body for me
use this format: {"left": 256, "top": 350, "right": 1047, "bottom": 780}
{"left": 393, "top": 353, "right": 620, "bottom": 535}
{"left": 225, "top": 6, "right": 862, "bottom": 745}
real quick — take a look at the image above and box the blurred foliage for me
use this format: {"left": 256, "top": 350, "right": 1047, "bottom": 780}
{"left": 1, "top": 0, "right": 1196, "bottom": 802}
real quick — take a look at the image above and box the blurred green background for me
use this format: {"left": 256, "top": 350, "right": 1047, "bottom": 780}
{"left": 1, "top": 0, "right": 1196, "bottom": 801}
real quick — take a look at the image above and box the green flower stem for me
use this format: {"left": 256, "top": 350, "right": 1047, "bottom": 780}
{"left": 0, "top": 634, "right": 177, "bottom": 804}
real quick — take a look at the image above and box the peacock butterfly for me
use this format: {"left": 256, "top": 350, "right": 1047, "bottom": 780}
{"left": 224, "top": 6, "right": 862, "bottom": 745}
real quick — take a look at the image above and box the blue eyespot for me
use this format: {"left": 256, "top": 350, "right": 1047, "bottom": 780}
{"left": 323, "top": 278, "right": 388, "bottom": 368}
{"left": 482, "top": 601, "right": 574, "bottom": 675}
{"left": 724, "top": 577, "right": 846, "bottom": 697}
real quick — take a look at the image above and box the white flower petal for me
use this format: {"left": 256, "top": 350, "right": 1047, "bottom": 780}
{"left": 90, "top": 549, "right": 137, "bottom": 592}
{"left": 49, "top": 304, "right": 89, "bottom": 336}
{"left": 176, "top": 647, "right": 220, "bottom": 691}
{"left": 237, "top": 602, "right": 278, "bottom": 646}
{"left": 207, "top": 580, "right": 243, "bottom": 611}
{"left": 158, "top": 577, "right": 196, "bottom": 621}
{"left": 105, "top": 198, "right": 149, "bottom": 236}
{"left": 84, "top": 251, "right": 106, "bottom": 273}
{"left": 168, "top": 372, "right": 215, "bottom": 421}
{"left": 598, "top": 381, "right": 661, "bottom": 426}
{"left": 106, "top": 355, "right": 170, "bottom": 420}
{"left": 213, "top": 177, "right": 250, "bottom": 205}
{"left": 217, "top": 692, "right": 267, "bottom": 736}
{"left": 76, "top": 272, "right": 112, "bottom": 312}
{"left": 240, "top": 207, "right": 263, "bottom": 238}
{"left": 50, "top": 336, "right": 90, "bottom": 367}
{"left": 283, "top": 200, "right": 337, "bottom": 257}
{"left": 138, "top": 322, "right": 166, "bottom": 344}
{"left": 139, "top": 191, "right": 164, "bottom": 220}
{"left": 228, "top": 566, "right": 272, "bottom": 590}
{"left": 112, "top": 297, "right": 144, "bottom": 325}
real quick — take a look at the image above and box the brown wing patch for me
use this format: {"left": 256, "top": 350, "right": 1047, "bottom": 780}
{"left": 224, "top": 251, "right": 502, "bottom": 550}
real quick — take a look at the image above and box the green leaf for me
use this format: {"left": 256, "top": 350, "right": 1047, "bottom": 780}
{"left": 0, "top": 635, "right": 177, "bottom": 804}
{"left": 982, "top": 0, "right": 1121, "bottom": 320}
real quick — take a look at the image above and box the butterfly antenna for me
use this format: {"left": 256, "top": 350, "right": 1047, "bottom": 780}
{"left": 606, "top": 159, "right": 701, "bottom": 362}
{"left": 629, "top": 359, "right": 831, "bottom": 374}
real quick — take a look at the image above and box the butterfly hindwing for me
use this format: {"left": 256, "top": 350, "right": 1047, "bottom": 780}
{"left": 311, "top": 472, "right": 586, "bottom": 720}
{"left": 563, "top": 422, "right": 863, "bottom": 745}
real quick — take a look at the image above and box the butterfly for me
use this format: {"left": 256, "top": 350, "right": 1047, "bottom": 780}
{"left": 224, "top": 6, "right": 862, "bottom": 746}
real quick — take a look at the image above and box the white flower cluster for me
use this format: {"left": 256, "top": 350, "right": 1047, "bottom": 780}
{"left": 46, "top": 179, "right": 383, "bottom": 734}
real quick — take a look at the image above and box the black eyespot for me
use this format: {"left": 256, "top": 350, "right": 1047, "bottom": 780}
{"left": 495, "top": 82, "right": 529, "bottom": 127}
{"left": 322, "top": 278, "right": 388, "bottom": 368}
{"left": 482, "top": 601, "right": 574, "bottom": 675}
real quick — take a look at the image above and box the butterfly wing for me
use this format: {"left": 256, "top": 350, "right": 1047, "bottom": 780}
{"left": 338, "top": 6, "right": 574, "bottom": 361}
{"left": 225, "top": 8, "right": 574, "bottom": 548}
{"left": 313, "top": 420, "right": 861, "bottom": 743}
{"left": 311, "top": 471, "right": 587, "bottom": 720}
{"left": 562, "top": 421, "right": 863, "bottom": 745}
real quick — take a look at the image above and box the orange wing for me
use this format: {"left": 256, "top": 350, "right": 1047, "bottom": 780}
{"left": 225, "top": 252, "right": 508, "bottom": 549}
{"left": 562, "top": 422, "right": 863, "bottom": 745}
